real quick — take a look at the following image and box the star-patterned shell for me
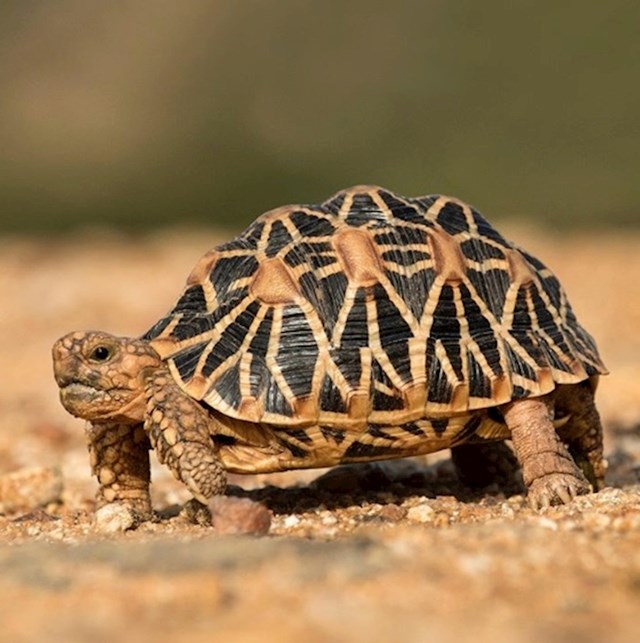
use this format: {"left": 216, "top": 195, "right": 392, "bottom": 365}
{"left": 144, "top": 185, "right": 606, "bottom": 430}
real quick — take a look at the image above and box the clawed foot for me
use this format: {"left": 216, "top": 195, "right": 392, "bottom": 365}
{"left": 527, "top": 473, "right": 591, "bottom": 510}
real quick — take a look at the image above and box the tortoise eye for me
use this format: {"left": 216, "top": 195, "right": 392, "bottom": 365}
{"left": 90, "top": 345, "right": 112, "bottom": 362}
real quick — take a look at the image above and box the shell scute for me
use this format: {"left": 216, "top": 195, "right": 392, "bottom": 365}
{"left": 436, "top": 201, "right": 471, "bottom": 235}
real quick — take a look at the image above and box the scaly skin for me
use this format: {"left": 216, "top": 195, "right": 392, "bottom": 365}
{"left": 52, "top": 331, "right": 225, "bottom": 525}
{"left": 86, "top": 421, "right": 153, "bottom": 522}
{"left": 502, "top": 395, "right": 590, "bottom": 509}
{"left": 556, "top": 380, "right": 606, "bottom": 491}
{"left": 144, "top": 370, "right": 226, "bottom": 504}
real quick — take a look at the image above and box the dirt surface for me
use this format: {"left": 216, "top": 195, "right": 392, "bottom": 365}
{"left": 1, "top": 227, "right": 639, "bottom": 643}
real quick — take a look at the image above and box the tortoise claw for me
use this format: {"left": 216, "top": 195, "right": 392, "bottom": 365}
{"left": 527, "top": 473, "right": 590, "bottom": 510}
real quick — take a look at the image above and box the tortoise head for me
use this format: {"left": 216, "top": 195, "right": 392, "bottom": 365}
{"left": 52, "top": 331, "right": 164, "bottom": 422}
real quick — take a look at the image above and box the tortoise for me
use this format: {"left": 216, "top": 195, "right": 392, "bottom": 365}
{"left": 52, "top": 185, "right": 607, "bottom": 524}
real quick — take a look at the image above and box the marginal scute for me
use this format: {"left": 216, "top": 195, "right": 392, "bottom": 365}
{"left": 490, "top": 375, "right": 513, "bottom": 404}
{"left": 403, "top": 382, "right": 427, "bottom": 411}
{"left": 292, "top": 396, "right": 318, "bottom": 422}
{"left": 185, "top": 373, "right": 209, "bottom": 399}
{"left": 237, "top": 397, "right": 262, "bottom": 423}
{"left": 346, "top": 392, "right": 371, "bottom": 423}
{"left": 450, "top": 383, "right": 471, "bottom": 412}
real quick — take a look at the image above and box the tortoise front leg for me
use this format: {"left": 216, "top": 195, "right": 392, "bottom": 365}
{"left": 502, "top": 395, "right": 590, "bottom": 509}
{"left": 144, "top": 372, "right": 227, "bottom": 506}
{"left": 86, "top": 421, "right": 152, "bottom": 522}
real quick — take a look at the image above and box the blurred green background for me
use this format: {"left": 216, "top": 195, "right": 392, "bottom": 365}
{"left": 0, "top": 0, "right": 638, "bottom": 233}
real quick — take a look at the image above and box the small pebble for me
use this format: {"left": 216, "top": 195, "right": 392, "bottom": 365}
{"left": 26, "top": 525, "right": 41, "bottom": 537}
{"left": 283, "top": 514, "right": 301, "bottom": 528}
{"left": 432, "top": 512, "right": 450, "bottom": 527}
{"left": 208, "top": 497, "right": 271, "bottom": 536}
{"left": 95, "top": 503, "right": 137, "bottom": 533}
{"left": 378, "top": 504, "right": 407, "bottom": 521}
{"left": 500, "top": 503, "right": 516, "bottom": 518}
{"left": 406, "top": 503, "right": 435, "bottom": 523}
{"left": 321, "top": 513, "right": 338, "bottom": 526}
{"left": 530, "top": 516, "right": 558, "bottom": 531}
{"left": 596, "top": 487, "right": 626, "bottom": 503}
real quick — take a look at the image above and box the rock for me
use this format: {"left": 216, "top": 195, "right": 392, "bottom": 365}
{"left": 282, "top": 514, "right": 301, "bottom": 529}
{"left": 208, "top": 497, "right": 272, "bottom": 536}
{"left": 0, "top": 466, "right": 63, "bottom": 514}
{"left": 95, "top": 503, "right": 137, "bottom": 533}
{"left": 406, "top": 503, "right": 435, "bottom": 523}
{"left": 378, "top": 504, "right": 407, "bottom": 522}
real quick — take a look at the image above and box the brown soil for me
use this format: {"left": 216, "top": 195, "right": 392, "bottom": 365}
{"left": 0, "top": 227, "right": 639, "bottom": 643}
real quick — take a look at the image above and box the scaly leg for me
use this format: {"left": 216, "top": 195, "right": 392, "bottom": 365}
{"left": 555, "top": 381, "right": 606, "bottom": 491}
{"left": 144, "top": 372, "right": 227, "bottom": 505}
{"left": 502, "top": 395, "right": 590, "bottom": 509}
{"left": 86, "top": 422, "right": 152, "bottom": 521}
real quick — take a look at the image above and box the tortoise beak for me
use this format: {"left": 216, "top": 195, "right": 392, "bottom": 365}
{"left": 58, "top": 382, "right": 103, "bottom": 417}
{"left": 52, "top": 338, "right": 94, "bottom": 416}
{"left": 52, "top": 336, "right": 81, "bottom": 389}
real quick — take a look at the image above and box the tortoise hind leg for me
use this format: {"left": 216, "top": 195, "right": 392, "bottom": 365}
{"left": 450, "top": 440, "right": 521, "bottom": 490}
{"left": 555, "top": 381, "right": 606, "bottom": 491}
{"left": 502, "top": 395, "right": 590, "bottom": 509}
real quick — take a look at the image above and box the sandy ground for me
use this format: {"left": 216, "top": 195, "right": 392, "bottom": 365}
{"left": 0, "top": 226, "right": 639, "bottom": 643}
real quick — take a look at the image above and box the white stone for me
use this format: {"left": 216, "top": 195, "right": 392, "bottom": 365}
{"left": 95, "top": 503, "right": 137, "bottom": 532}
{"left": 283, "top": 514, "right": 301, "bottom": 528}
{"left": 406, "top": 504, "right": 435, "bottom": 523}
